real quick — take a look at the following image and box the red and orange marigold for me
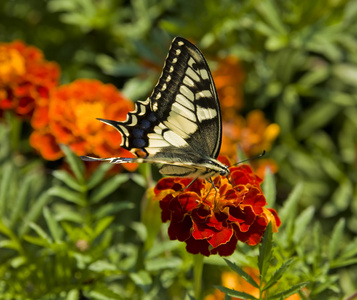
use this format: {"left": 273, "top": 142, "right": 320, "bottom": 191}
{"left": 153, "top": 157, "right": 280, "bottom": 257}
{"left": 0, "top": 40, "right": 59, "bottom": 118}
{"left": 30, "top": 79, "right": 136, "bottom": 170}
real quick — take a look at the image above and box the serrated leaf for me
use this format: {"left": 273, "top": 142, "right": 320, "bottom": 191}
{"left": 90, "top": 174, "right": 130, "bottom": 203}
{"left": 52, "top": 170, "right": 85, "bottom": 192}
{"left": 215, "top": 286, "right": 258, "bottom": 300}
{"left": 48, "top": 186, "right": 86, "bottom": 206}
{"left": 263, "top": 258, "right": 294, "bottom": 291}
{"left": 224, "top": 259, "right": 259, "bottom": 288}
{"left": 43, "top": 206, "right": 63, "bottom": 243}
{"left": 60, "top": 144, "right": 85, "bottom": 183}
{"left": 270, "top": 282, "right": 309, "bottom": 299}
{"left": 262, "top": 166, "right": 276, "bottom": 207}
{"left": 258, "top": 223, "right": 273, "bottom": 279}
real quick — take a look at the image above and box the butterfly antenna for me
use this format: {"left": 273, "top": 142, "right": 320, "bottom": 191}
{"left": 230, "top": 150, "right": 266, "bottom": 167}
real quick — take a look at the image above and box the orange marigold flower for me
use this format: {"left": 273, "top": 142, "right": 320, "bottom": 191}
{"left": 30, "top": 79, "right": 137, "bottom": 171}
{"left": 212, "top": 56, "right": 245, "bottom": 117}
{"left": 153, "top": 157, "right": 280, "bottom": 257}
{"left": 0, "top": 40, "right": 59, "bottom": 118}
{"left": 222, "top": 110, "right": 280, "bottom": 159}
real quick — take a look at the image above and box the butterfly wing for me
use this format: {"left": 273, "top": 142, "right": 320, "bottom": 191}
{"left": 82, "top": 37, "right": 224, "bottom": 177}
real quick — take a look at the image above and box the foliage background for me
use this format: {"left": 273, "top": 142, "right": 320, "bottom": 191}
{"left": 1, "top": 0, "right": 357, "bottom": 299}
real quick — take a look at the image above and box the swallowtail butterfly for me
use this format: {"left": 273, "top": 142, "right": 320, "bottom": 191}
{"left": 81, "top": 37, "right": 230, "bottom": 180}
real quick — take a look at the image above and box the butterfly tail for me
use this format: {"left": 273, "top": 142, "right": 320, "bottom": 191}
{"left": 80, "top": 156, "right": 142, "bottom": 164}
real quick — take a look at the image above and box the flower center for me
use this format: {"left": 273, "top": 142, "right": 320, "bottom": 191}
{"left": 75, "top": 102, "right": 105, "bottom": 132}
{"left": 0, "top": 48, "right": 25, "bottom": 85}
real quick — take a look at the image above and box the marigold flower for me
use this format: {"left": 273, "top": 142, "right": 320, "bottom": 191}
{"left": 0, "top": 40, "right": 59, "bottom": 118}
{"left": 153, "top": 158, "right": 280, "bottom": 257}
{"left": 212, "top": 56, "right": 245, "bottom": 117}
{"left": 30, "top": 79, "right": 137, "bottom": 171}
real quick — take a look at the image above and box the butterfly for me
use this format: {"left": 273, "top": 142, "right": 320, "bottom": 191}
{"left": 81, "top": 37, "right": 230, "bottom": 182}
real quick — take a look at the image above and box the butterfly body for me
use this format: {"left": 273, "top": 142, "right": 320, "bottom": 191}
{"left": 81, "top": 37, "right": 229, "bottom": 180}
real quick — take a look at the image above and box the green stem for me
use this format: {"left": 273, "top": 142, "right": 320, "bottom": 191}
{"left": 193, "top": 254, "right": 204, "bottom": 300}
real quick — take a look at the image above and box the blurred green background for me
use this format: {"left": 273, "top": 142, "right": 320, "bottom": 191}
{"left": 1, "top": 0, "right": 357, "bottom": 299}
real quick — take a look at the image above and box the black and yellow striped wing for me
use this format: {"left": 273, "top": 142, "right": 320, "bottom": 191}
{"left": 81, "top": 37, "right": 229, "bottom": 179}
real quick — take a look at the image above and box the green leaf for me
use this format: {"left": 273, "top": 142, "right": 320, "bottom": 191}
{"left": 145, "top": 257, "right": 183, "bottom": 271}
{"left": 93, "top": 201, "right": 135, "bottom": 219}
{"left": 43, "top": 206, "right": 63, "bottom": 243}
{"left": 19, "top": 190, "right": 52, "bottom": 236}
{"left": 0, "top": 162, "right": 14, "bottom": 216}
{"left": 93, "top": 216, "right": 115, "bottom": 238}
{"left": 215, "top": 286, "right": 258, "bottom": 300}
{"left": 9, "top": 172, "right": 32, "bottom": 228}
{"left": 52, "top": 170, "right": 85, "bottom": 192}
{"left": 330, "top": 257, "right": 357, "bottom": 268}
{"left": 27, "top": 222, "right": 52, "bottom": 245}
{"left": 90, "top": 174, "right": 130, "bottom": 203}
{"left": 0, "top": 239, "right": 20, "bottom": 251}
{"left": 262, "top": 166, "right": 276, "bottom": 208}
{"left": 87, "top": 162, "right": 113, "bottom": 190}
{"left": 146, "top": 240, "right": 181, "bottom": 259}
{"left": 293, "top": 206, "right": 315, "bottom": 244}
{"left": 279, "top": 182, "right": 303, "bottom": 223}
{"left": 270, "top": 282, "right": 309, "bottom": 299}
{"left": 87, "top": 284, "right": 123, "bottom": 300}
{"left": 258, "top": 223, "right": 273, "bottom": 279}
{"left": 263, "top": 258, "right": 294, "bottom": 291}
{"left": 329, "top": 218, "right": 345, "bottom": 261}
{"left": 67, "top": 290, "right": 80, "bottom": 300}
{"left": 340, "top": 237, "right": 357, "bottom": 260}
{"left": 130, "top": 270, "right": 152, "bottom": 292}
{"left": 295, "top": 102, "right": 340, "bottom": 139}
{"left": 48, "top": 186, "right": 86, "bottom": 206}
{"left": 60, "top": 144, "right": 85, "bottom": 183}
{"left": 224, "top": 259, "right": 259, "bottom": 288}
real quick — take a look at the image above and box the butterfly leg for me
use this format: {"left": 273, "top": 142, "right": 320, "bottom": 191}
{"left": 185, "top": 177, "right": 198, "bottom": 190}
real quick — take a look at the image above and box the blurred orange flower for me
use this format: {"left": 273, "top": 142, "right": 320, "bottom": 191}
{"left": 213, "top": 56, "right": 245, "bottom": 117}
{"left": 220, "top": 110, "right": 280, "bottom": 178}
{"left": 0, "top": 40, "right": 59, "bottom": 118}
{"left": 30, "top": 79, "right": 137, "bottom": 171}
{"left": 205, "top": 268, "right": 303, "bottom": 300}
{"left": 222, "top": 110, "right": 280, "bottom": 159}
